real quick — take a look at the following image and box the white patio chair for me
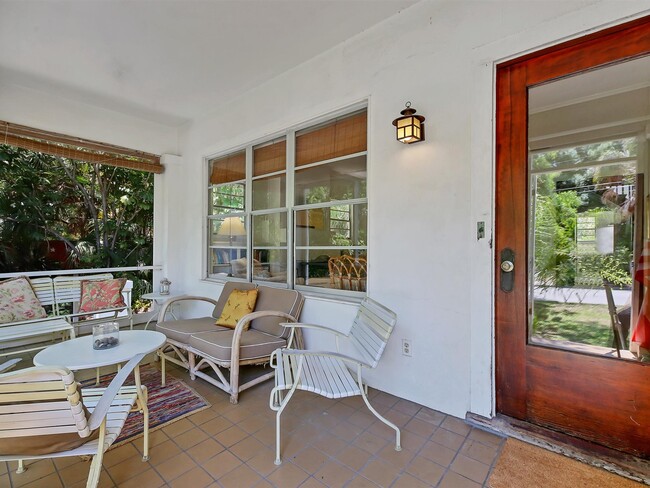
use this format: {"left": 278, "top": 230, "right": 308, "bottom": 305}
{"left": 269, "top": 297, "right": 400, "bottom": 465}
{"left": 0, "top": 353, "right": 147, "bottom": 488}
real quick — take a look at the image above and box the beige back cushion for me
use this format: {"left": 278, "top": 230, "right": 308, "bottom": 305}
{"left": 211, "top": 281, "right": 257, "bottom": 319}
{"left": 249, "top": 286, "right": 304, "bottom": 338}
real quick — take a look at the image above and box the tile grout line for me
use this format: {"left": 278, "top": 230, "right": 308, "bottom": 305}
{"left": 481, "top": 438, "right": 508, "bottom": 488}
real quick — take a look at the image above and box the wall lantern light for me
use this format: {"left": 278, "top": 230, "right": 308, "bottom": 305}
{"left": 392, "top": 102, "right": 425, "bottom": 144}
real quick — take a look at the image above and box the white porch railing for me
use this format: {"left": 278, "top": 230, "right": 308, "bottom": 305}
{"left": 0, "top": 265, "right": 161, "bottom": 280}
{"left": 0, "top": 266, "right": 163, "bottom": 325}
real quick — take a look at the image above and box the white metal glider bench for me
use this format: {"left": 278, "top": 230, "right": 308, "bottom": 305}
{"left": 269, "top": 297, "right": 400, "bottom": 465}
{"left": 0, "top": 353, "right": 147, "bottom": 488}
{"left": 53, "top": 273, "right": 134, "bottom": 334}
{"left": 0, "top": 277, "right": 74, "bottom": 358}
{"left": 0, "top": 274, "right": 133, "bottom": 358}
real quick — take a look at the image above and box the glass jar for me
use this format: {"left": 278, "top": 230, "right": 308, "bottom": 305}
{"left": 93, "top": 322, "right": 119, "bottom": 350}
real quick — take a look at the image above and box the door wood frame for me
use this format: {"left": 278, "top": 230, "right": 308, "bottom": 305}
{"left": 495, "top": 15, "right": 650, "bottom": 456}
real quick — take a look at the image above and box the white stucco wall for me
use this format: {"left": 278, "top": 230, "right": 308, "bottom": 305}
{"left": 164, "top": 1, "right": 650, "bottom": 419}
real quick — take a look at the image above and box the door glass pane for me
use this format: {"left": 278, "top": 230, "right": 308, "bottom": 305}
{"left": 528, "top": 57, "right": 649, "bottom": 361}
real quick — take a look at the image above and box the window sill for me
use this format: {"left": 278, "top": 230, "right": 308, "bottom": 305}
{"left": 201, "top": 277, "right": 365, "bottom": 304}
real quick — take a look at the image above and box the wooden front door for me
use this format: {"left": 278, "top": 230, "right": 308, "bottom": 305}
{"left": 495, "top": 16, "right": 650, "bottom": 458}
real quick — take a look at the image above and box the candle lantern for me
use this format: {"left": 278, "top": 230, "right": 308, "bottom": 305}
{"left": 160, "top": 278, "right": 171, "bottom": 295}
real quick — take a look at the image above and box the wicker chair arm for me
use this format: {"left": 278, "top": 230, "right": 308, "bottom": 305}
{"left": 237, "top": 310, "right": 298, "bottom": 326}
{"left": 87, "top": 353, "right": 146, "bottom": 430}
{"left": 230, "top": 311, "right": 298, "bottom": 370}
{"left": 230, "top": 311, "right": 298, "bottom": 347}
{"left": 158, "top": 295, "right": 218, "bottom": 322}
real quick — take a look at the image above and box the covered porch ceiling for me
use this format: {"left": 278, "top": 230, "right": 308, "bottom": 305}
{"left": 0, "top": 0, "right": 417, "bottom": 126}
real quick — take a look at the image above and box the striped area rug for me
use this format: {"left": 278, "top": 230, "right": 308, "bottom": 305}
{"left": 82, "top": 364, "right": 210, "bottom": 447}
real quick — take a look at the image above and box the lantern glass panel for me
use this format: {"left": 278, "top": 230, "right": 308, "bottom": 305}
{"left": 397, "top": 117, "right": 411, "bottom": 128}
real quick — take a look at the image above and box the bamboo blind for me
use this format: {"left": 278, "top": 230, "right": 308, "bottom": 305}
{"left": 0, "top": 120, "right": 163, "bottom": 173}
{"left": 296, "top": 110, "right": 367, "bottom": 167}
{"left": 210, "top": 150, "right": 246, "bottom": 184}
{"left": 253, "top": 139, "right": 286, "bottom": 177}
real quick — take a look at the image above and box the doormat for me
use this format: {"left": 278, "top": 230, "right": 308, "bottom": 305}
{"left": 82, "top": 364, "right": 210, "bottom": 448}
{"left": 487, "top": 438, "right": 645, "bottom": 487}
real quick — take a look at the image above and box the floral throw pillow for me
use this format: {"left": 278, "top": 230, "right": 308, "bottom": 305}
{"left": 79, "top": 278, "right": 127, "bottom": 313}
{"left": 0, "top": 277, "right": 47, "bottom": 324}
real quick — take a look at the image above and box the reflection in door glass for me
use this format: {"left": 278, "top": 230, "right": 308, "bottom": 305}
{"left": 529, "top": 136, "right": 639, "bottom": 358}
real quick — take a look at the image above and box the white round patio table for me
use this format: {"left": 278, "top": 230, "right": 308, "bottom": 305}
{"left": 34, "top": 330, "right": 165, "bottom": 370}
{"left": 33, "top": 330, "right": 166, "bottom": 461}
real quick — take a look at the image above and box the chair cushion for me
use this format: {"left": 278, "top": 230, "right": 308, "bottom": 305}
{"left": 157, "top": 317, "right": 229, "bottom": 344}
{"left": 250, "top": 287, "right": 304, "bottom": 338}
{"left": 0, "top": 430, "right": 98, "bottom": 456}
{"left": 79, "top": 278, "right": 126, "bottom": 313}
{"left": 216, "top": 289, "right": 258, "bottom": 328}
{"left": 189, "top": 329, "right": 286, "bottom": 362}
{"left": 0, "top": 276, "right": 47, "bottom": 324}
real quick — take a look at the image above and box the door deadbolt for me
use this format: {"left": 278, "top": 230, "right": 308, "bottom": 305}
{"left": 501, "top": 261, "right": 514, "bottom": 273}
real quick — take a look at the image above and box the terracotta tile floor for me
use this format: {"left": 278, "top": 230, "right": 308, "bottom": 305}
{"left": 0, "top": 358, "right": 506, "bottom": 487}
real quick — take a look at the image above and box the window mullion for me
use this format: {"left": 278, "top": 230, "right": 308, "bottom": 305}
{"left": 286, "top": 129, "right": 296, "bottom": 289}
{"left": 245, "top": 146, "right": 253, "bottom": 281}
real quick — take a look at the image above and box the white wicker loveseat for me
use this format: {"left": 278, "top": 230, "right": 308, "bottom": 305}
{"left": 156, "top": 282, "right": 304, "bottom": 403}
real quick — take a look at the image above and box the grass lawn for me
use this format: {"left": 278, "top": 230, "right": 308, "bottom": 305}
{"left": 532, "top": 300, "right": 614, "bottom": 347}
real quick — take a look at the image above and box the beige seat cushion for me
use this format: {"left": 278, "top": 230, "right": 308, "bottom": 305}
{"left": 189, "top": 329, "right": 286, "bottom": 362}
{"left": 250, "top": 286, "right": 304, "bottom": 338}
{"left": 157, "top": 318, "right": 228, "bottom": 344}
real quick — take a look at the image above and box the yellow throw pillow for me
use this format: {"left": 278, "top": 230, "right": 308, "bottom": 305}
{"left": 216, "top": 289, "right": 258, "bottom": 329}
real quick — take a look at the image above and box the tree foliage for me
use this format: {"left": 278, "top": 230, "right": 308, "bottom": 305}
{"left": 0, "top": 144, "right": 153, "bottom": 272}
{"left": 532, "top": 138, "right": 637, "bottom": 290}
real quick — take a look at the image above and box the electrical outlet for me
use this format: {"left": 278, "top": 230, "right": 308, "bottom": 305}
{"left": 402, "top": 339, "right": 412, "bottom": 356}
